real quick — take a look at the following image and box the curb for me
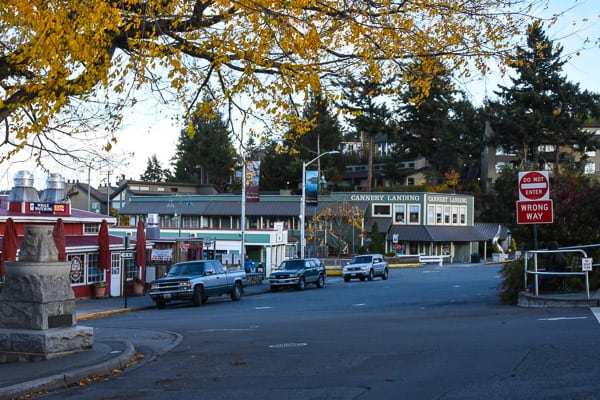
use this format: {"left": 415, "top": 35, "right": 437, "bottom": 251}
{"left": 0, "top": 341, "right": 135, "bottom": 400}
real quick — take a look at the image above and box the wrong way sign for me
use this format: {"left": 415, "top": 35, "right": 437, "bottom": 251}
{"left": 516, "top": 200, "right": 553, "bottom": 224}
{"left": 518, "top": 171, "right": 549, "bottom": 201}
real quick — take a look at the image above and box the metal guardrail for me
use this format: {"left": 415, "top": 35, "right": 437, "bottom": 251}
{"left": 525, "top": 245, "right": 600, "bottom": 299}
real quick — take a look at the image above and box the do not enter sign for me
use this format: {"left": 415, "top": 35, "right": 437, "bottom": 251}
{"left": 518, "top": 171, "right": 549, "bottom": 201}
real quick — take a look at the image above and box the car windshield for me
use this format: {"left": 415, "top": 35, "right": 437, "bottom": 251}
{"left": 350, "top": 256, "right": 372, "bottom": 264}
{"left": 278, "top": 260, "right": 305, "bottom": 270}
{"left": 167, "top": 263, "right": 203, "bottom": 276}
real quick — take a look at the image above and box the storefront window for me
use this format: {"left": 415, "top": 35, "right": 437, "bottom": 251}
{"left": 68, "top": 254, "right": 85, "bottom": 285}
{"left": 373, "top": 204, "right": 391, "bottom": 216}
{"left": 427, "top": 205, "right": 435, "bottom": 225}
{"left": 444, "top": 206, "right": 451, "bottom": 224}
{"left": 394, "top": 204, "right": 405, "bottom": 223}
{"left": 436, "top": 205, "right": 443, "bottom": 224}
{"left": 87, "top": 253, "right": 103, "bottom": 284}
{"left": 460, "top": 207, "right": 467, "bottom": 225}
{"left": 452, "top": 206, "right": 458, "bottom": 224}
{"left": 409, "top": 205, "right": 419, "bottom": 223}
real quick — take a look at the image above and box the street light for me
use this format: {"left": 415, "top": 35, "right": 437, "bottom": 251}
{"left": 300, "top": 150, "right": 339, "bottom": 258}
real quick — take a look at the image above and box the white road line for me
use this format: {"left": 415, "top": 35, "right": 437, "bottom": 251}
{"left": 537, "top": 317, "right": 588, "bottom": 321}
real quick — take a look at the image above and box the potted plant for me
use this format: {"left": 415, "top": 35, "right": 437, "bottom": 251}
{"left": 127, "top": 276, "right": 145, "bottom": 296}
{"left": 92, "top": 281, "right": 107, "bottom": 298}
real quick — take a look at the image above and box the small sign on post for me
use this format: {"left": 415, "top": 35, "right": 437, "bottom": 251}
{"left": 582, "top": 258, "right": 593, "bottom": 271}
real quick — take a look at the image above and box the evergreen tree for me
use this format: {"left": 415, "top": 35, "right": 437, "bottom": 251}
{"left": 258, "top": 141, "right": 301, "bottom": 192}
{"left": 396, "top": 60, "right": 481, "bottom": 181}
{"left": 489, "top": 22, "right": 600, "bottom": 171}
{"left": 140, "top": 154, "right": 167, "bottom": 182}
{"left": 339, "top": 77, "right": 393, "bottom": 191}
{"left": 171, "top": 102, "right": 236, "bottom": 190}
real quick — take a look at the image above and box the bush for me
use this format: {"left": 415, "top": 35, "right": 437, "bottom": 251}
{"left": 498, "top": 261, "right": 524, "bottom": 305}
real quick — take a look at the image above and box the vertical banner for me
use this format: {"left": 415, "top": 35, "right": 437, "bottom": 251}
{"left": 245, "top": 160, "right": 260, "bottom": 202}
{"left": 305, "top": 170, "right": 318, "bottom": 207}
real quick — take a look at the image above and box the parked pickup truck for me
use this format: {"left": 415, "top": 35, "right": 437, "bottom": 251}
{"left": 148, "top": 260, "right": 247, "bottom": 309}
{"left": 342, "top": 254, "right": 389, "bottom": 282}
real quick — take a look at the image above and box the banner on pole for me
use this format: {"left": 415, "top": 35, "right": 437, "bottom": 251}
{"left": 305, "top": 170, "right": 318, "bottom": 207}
{"left": 245, "top": 160, "right": 260, "bottom": 202}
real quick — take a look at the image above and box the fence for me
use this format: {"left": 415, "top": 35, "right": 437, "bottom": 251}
{"left": 524, "top": 244, "right": 600, "bottom": 298}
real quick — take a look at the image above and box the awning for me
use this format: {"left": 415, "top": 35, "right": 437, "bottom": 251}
{"left": 388, "top": 225, "right": 485, "bottom": 242}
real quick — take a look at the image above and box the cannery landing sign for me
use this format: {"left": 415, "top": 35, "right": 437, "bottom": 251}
{"left": 344, "top": 193, "right": 469, "bottom": 205}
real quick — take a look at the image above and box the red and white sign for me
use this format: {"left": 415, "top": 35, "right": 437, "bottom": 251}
{"left": 516, "top": 200, "right": 553, "bottom": 224}
{"left": 518, "top": 171, "right": 549, "bottom": 201}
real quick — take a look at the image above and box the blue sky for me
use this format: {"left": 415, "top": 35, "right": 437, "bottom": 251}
{"left": 2, "top": 0, "right": 599, "bottom": 191}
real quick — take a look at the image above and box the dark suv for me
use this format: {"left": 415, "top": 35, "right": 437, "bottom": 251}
{"left": 269, "top": 258, "right": 326, "bottom": 291}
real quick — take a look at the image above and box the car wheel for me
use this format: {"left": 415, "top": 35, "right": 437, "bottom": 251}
{"left": 297, "top": 276, "right": 306, "bottom": 290}
{"left": 192, "top": 286, "right": 206, "bottom": 306}
{"left": 316, "top": 274, "right": 325, "bottom": 288}
{"left": 382, "top": 268, "right": 389, "bottom": 280}
{"left": 270, "top": 285, "right": 279, "bottom": 292}
{"left": 156, "top": 301, "right": 166, "bottom": 309}
{"left": 343, "top": 276, "right": 350, "bottom": 282}
{"left": 230, "top": 281, "right": 242, "bottom": 301}
{"left": 359, "top": 276, "right": 366, "bottom": 281}
{"left": 368, "top": 269, "right": 374, "bottom": 281}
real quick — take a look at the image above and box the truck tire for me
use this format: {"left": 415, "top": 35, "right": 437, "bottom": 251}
{"left": 192, "top": 286, "right": 207, "bottom": 307}
{"left": 343, "top": 275, "right": 350, "bottom": 282}
{"left": 230, "top": 281, "right": 242, "bottom": 301}
{"left": 368, "top": 269, "right": 374, "bottom": 281}
{"left": 156, "top": 301, "right": 166, "bottom": 309}
{"left": 297, "top": 276, "right": 306, "bottom": 291}
{"left": 382, "top": 268, "right": 389, "bottom": 280}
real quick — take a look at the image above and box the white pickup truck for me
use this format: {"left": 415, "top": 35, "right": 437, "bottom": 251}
{"left": 342, "top": 254, "right": 389, "bottom": 282}
{"left": 148, "top": 259, "right": 247, "bottom": 309}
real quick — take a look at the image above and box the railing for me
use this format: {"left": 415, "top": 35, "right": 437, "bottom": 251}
{"left": 524, "top": 245, "right": 600, "bottom": 298}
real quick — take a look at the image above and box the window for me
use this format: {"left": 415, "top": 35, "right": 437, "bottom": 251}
{"left": 68, "top": 254, "right": 85, "bottom": 285}
{"left": 87, "top": 253, "right": 103, "bottom": 284}
{"left": 84, "top": 224, "right": 100, "bottom": 234}
{"left": 394, "top": 204, "right": 405, "bottom": 223}
{"left": 373, "top": 204, "right": 391, "bottom": 216}
{"left": 460, "top": 207, "right": 467, "bottom": 225}
{"left": 452, "top": 206, "right": 458, "bottom": 224}
{"left": 427, "top": 205, "right": 435, "bottom": 225}
{"left": 584, "top": 162, "right": 596, "bottom": 175}
{"left": 407, "top": 177, "right": 415, "bottom": 185}
{"left": 123, "top": 258, "right": 136, "bottom": 280}
{"left": 409, "top": 205, "right": 420, "bottom": 224}
{"left": 436, "top": 206, "right": 443, "bottom": 224}
{"left": 444, "top": 206, "right": 450, "bottom": 224}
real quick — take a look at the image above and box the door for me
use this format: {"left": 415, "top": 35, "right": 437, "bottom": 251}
{"left": 110, "top": 253, "right": 121, "bottom": 297}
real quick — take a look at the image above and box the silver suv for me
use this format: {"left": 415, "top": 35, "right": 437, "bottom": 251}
{"left": 342, "top": 254, "right": 389, "bottom": 282}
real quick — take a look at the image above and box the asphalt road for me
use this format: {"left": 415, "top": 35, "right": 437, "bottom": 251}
{"left": 38, "top": 264, "right": 600, "bottom": 400}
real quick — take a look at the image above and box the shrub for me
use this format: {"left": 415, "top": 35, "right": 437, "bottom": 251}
{"left": 498, "top": 260, "right": 524, "bottom": 305}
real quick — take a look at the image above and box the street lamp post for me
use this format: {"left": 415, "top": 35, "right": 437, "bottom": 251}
{"left": 300, "top": 150, "right": 339, "bottom": 258}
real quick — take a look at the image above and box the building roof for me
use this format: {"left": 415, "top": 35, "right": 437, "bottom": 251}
{"left": 473, "top": 222, "right": 508, "bottom": 241}
{"left": 388, "top": 225, "right": 485, "bottom": 242}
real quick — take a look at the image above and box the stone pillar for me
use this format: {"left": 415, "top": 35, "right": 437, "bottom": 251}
{"left": 0, "top": 225, "right": 93, "bottom": 363}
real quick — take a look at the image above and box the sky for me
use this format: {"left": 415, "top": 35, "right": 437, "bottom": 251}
{"left": 1, "top": 0, "right": 599, "bottom": 191}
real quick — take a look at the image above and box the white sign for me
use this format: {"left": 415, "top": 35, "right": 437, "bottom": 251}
{"left": 518, "top": 171, "right": 550, "bottom": 201}
{"left": 582, "top": 258, "right": 593, "bottom": 271}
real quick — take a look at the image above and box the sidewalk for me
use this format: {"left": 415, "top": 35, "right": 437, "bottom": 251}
{"left": 0, "top": 281, "right": 271, "bottom": 400}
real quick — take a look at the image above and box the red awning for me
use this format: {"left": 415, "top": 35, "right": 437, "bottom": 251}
{"left": 98, "top": 219, "right": 111, "bottom": 270}
{"left": 52, "top": 218, "right": 67, "bottom": 261}
{"left": 1, "top": 217, "right": 18, "bottom": 277}
{"left": 136, "top": 219, "right": 146, "bottom": 268}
